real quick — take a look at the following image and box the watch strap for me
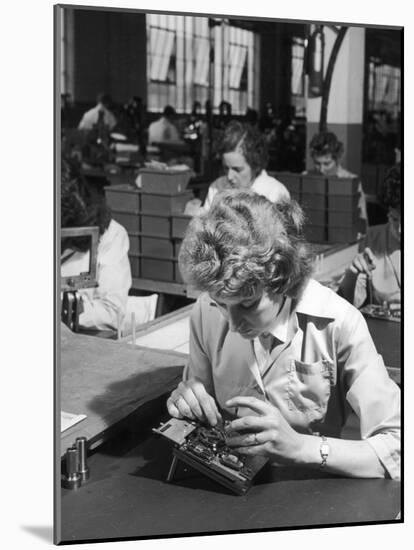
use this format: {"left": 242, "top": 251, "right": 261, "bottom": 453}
{"left": 320, "top": 435, "right": 329, "bottom": 468}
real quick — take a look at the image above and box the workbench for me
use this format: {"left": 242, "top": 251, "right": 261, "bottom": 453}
{"left": 59, "top": 401, "right": 400, "bottom": 543}
{"left": 57, "top": 300, "right": 401, "bottom": 543}
{"left": 59, "top": 323, "right": 186, "bottom": 457}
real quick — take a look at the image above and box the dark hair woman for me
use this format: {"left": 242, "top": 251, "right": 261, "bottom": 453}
{"left": 203, "top": 121, "right": 290, "bottom": 210}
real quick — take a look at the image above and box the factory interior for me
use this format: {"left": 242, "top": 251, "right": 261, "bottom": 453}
{"left": 56, "top": 5, "right": 402, "bottom": 544}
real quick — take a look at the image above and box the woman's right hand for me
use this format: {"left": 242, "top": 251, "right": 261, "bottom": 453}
{"left": 349, "top": 247, "right": 376, "bottom": 277}
{"left": 167, "top": 378, "right": 222, "bottom": 426}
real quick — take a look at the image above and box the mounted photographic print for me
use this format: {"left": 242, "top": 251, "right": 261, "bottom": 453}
{"left": 55, "top": 2, "right": 402, "bottom": 545}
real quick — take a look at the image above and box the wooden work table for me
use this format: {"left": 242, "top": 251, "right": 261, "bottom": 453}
{"left": 58, "top": 306, "right": 401, "bottom": 543}
{"left": 59, "top": 323, "right": 186, "bottom": 456}
{"left": 60, "top": 411, "right": 400, "bottom": 543}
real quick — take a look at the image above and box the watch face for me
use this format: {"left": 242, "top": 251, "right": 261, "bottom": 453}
{"left": 321, "top": 443, "right": 329, "bottom": 456}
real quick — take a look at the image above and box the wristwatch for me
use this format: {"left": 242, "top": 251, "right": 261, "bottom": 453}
{"left": 320, "top": 436, "right": 330, "bottom": 468}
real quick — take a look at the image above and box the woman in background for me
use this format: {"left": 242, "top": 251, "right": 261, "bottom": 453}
{"left": 203, "top": 121, "right": 289, "bottom": 210}
{"left": 307, "top": 131, "right": 368, "bottom": 229}
{"left": 338, "top": 164, "right": 401, "bottom": 309}
{"left": 61, "top": 167, "right": 132, "bottom": 332}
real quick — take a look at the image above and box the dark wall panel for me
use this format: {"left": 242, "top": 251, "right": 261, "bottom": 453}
{"left": 73, "top": 10, "right": 110, "bottom": 101}
{"left": 73, "top": 9, "right": 147, "bottom": 104}
{"left": 259, "top": 23, "right": 300, "bottom": 116}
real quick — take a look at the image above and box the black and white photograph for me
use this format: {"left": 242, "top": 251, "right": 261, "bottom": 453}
{"left": 3, "top": 1, "right": 409, "bottom": 548}
{"left": 54, "top": 2, "right": 403, "bottom": 544}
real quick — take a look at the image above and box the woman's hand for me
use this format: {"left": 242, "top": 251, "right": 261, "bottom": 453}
{"left": 349, "top": 247, "right": 376, "bottom": 277}
{"left": 224, "top": 396, "right": 306, "bottom": 465}
{"left": 167, "top": 378, "right": 222, "bottom": 426}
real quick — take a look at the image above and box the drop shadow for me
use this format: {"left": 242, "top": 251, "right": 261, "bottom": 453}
{"left": 20, "top": 525, "right": 53, "bottom": 543}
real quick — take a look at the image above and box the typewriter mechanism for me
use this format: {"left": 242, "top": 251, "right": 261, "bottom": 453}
{"left": 153, "top": 417, "right": 268, "bottom": 495}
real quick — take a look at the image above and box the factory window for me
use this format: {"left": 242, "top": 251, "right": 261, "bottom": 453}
{"left": 149, "top": 26, "right": 176, "bottom": 83}
{"left": 290, "top": 36, "right": 306, "bottom": 117}
{"left": 146, "top": 14, "right": 259, "bottom": 115}
{"left": 367, "top": 57, "right": 401, "bottom": 115}
{"left": 224, "top": 25, "right": 257, "bottom": 114}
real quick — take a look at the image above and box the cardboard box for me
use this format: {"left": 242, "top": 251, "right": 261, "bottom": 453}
{"left": 328, "top": 194, "right": 359, "bottom": 211}
{"left": 327, "top": 177, "right": 360, "bottom": 196}
{"left": 328, "top": 225, "right": 359, "bottom": 243}
{"left": 328, "top": 210, "right": 360, "bottom": 227}
{"left": 174, "top": 240, "right": 182, "bottom": 258}
{"left": 141, "top": 256, "right": 174, "bottom": 282}
{"left": 302, "top": 193, "right": 326, "bottom": 210}
{"left": 111, "top": 210, "right": 140, "bottom": 233}
{"left": 301, "top": 175, "right": 326, "bottom": 194}
{"left": 105, "top": 184, "right": 141, "bottom": 212}
{"left": 128, "top": 232, "right": 141, "bottom": 254}
{"left": 141, "top": 213, "right": 171, "bottom": 237}
{"left": 303, "top": 208, "right": 326, "bottom": 225}
{"left": 175, "top": 260, "right": 184, "bottom": 283}
{"left": 171, "top": 215, "right": 192, "bottom": 239}
{"left": 139, "top": 168, "right": 192, "bottom": 194}
{"left": 129, "top": 253, "right": 141, "bottom": 278}
{"left": 303, "top": 224, "right": 327, "bottom": 243}
{"left": 141, "top": 235, "right": 174, "bottom": 258}
{"left": 272, "top": 172, "right": 301, "bottom": 195}
{"left": 141, "top": 191, "right": 194, "bottom": 214}
{"left": 105, "top": 170, "right": 138, "bottom": 188}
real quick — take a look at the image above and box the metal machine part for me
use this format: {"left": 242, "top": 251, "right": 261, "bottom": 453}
{"left": 360, "top": 303, "right": 401, "bottom": 322}
{"left": 61, "top": 291, "right": 82, "bottom": 332}
{"left": 61, "top": 226, "right": 99, "bottom": 292}
{"left": 153, "top": 418, "right": 268, "bottom": 495}
{"left": 62, "top": 447, "right": 82, "bottom": 490}
{"left": 61, "top": 226, "right": 99, "bottom": 332}
{"left": 75, "top": 437, "right": 90, "bottom": 482}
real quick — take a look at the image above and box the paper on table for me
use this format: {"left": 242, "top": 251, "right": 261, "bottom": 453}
{"left": 133, "top": 316, "right": 190, "bottom": 354}
{"left": 61, "top": 410, "right": 87, "bottom": 433}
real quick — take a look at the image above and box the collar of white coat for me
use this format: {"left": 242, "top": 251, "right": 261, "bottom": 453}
{"left": 293, "top": 278, "right": 337, "bottom": 320}
{"left": 258, "top": 279, "right": 337, "bottom": 348}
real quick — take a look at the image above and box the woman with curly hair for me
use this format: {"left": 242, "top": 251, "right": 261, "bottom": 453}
{"left": 203, "top": 120, "right": 289, "bottom": 210}
{"left": 338, "top": 164, "right": 401, "bottom": 309}
{"left": 61, "top": 166, "right": 132, "bottom": 332}
{"left": 167, "top": 190, "right": 400, "bottom": 479}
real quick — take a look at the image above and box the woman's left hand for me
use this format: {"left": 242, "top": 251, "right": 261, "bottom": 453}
{"left": 224, "top": 396, "right": 306, "bottom": 465}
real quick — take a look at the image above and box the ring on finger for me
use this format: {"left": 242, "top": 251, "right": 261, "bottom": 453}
{"left": 253, "top": 433, "right": 259, "bottom": 446}
{"left": 173, "top": 395, "right": 183, "bottom": 407}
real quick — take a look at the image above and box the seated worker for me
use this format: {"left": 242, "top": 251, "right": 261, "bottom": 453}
{"left": 167, "top": 190, "right": 400, "bottom": 480}
{"left": 78, "top": 92, "right": 117, "bottom": 132}
{"left": 203, "top": 121, "right": 290, "bottom": 210}
{"left": 61, "top": 170, "right": 131, "bottom": 332}
{"left": 307, "top": 131, "right": 368, "bottom": 228}
{"left": 148, "top": 105, "right": 183, "bottom": 145}
{"left": 338, "top": 164, "right": 401, "bottom": 309}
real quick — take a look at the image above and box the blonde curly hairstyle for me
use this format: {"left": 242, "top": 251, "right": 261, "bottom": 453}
{"left": 178, "top": 190, "right": 313, "bottom": 300}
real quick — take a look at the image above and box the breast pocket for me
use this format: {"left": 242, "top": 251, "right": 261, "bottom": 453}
{"left": 287, "top": 359, "right": 334, "bottom": 421}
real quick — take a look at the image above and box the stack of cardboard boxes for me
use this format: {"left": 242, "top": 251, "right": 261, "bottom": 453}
{"left": 105, "top": 168, "right": 193, "bottom": 283}
{"left": 274, "top": 172, "right": 361, "bottom": 243}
